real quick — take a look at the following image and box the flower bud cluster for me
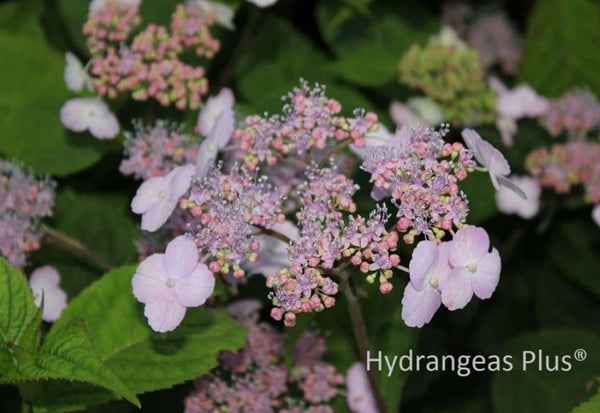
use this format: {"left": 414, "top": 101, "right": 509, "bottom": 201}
{"left": 184, "top": 164, "right": 285, "bottom": 278}
{"left": 362, "top": 126, "right": 475, "bottom": 243}
{"left": 120, "top": 120, "right": 199, "bottom": 180}
{"left": 398, "top": 37, "right": 496, "bottom": 125}
{"left": 234, "top": 80, "right": 378, "bottom": 170}
{"left": 527, "top": 141, "right": 600, "bottom": 203}
{"left": 542, "top": 90, "right": 600, "bottom": 138}
{"left": 84, "top": 0, "right": 218, "bottom": 109}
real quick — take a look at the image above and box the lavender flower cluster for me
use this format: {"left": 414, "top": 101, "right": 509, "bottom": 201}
{"left": 0, "top": 161, "right": 55, "bottom": 267}
{"left": 184, "top": 300, "right": 344, "bottom": 413}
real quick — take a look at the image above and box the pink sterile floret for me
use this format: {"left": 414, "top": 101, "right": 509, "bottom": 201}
{"left": 132, "top": 235, "right": 215, "bottom": 332}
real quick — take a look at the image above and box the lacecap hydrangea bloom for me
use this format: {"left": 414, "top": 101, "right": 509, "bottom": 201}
{"left": 0, "top": 161, "right": 55, "bottom": 267}
{"left": 127, "top": 81, "right": 516, "bottom": 331}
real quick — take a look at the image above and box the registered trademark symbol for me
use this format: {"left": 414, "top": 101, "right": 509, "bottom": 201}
{"left": 574, "top": 349, "right": 587, "bottom": 362}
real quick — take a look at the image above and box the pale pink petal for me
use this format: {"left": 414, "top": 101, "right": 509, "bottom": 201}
{"left": 461, "top": 129, "right": 485, "bottom": 163}
{"left": 88, "top": 110, "right": 120, "bottom": 140}
{"left": 346, "top": 362, "right": 378, "bottom": 413}
{"left": 40, "top": 288, "right": 67, "bottom": 322}
{"left": 29, "top": 266, "right": 61, "bottom": 290}
{"left": 64, "top": 52, "right": 86, "bottom": 93}
{"left": 174, "top": 263, "right": 215, "bottom": 307}
{"left": 163, "top": 236, "right": 199, "bottom": 279}
{"left": 60, "top": 99, "right": 89, "bottom": 132}
{"left": 496, "top": 176, "right": 540, "bottom": 219}
{"left": 448, "top": 226, "right": 490, "bottom": 267}
{"left": 409, "top": 241, "right": 438, "bottom": 290}
{"left": 472, "top": 248, "right": 501, "bottom": 300}
{"left": 431, "top": 241, "right": 451, "bottom": 285}
{"left": 195, "top": 138, "right": 218, "bottom": 179}
{"left": 168, "top": 164, "right": 195, "bottom": 200}
{"left": 496, "top": 116, "right": 517, "bottom": 147}
{"left": 440, "top": 267, "right": 474, "bottom": 310}
{"left": 29, "top": 266, "right": 68, "bottom": 322}
{"left": 402, "top": 282, "right": 441, "bottom": 328}
{"left": 143, "top": 293, "right": 187, "bottom": 333}
{"left": 140, "top": 199, "right": 177, "bottom": 232}
{"left": 210, "top": 106, "right": 235, "bottom": 150}
{"left": 131, "top": 176, "right": 169, "bottom": 214}
{"left": 246, "top": 0, "right": 277, "bottom": 7}
{"left": 197, "top": 88, "right": 234, "bottom": 135}
{"left": 132, "top": 254, "right": 168, "bottom": 303}
{"left": 489, "top": 76, "right": 507, "bottom": 94}
{"left": 593, "top": 204, "right": 600, "bottom": 227}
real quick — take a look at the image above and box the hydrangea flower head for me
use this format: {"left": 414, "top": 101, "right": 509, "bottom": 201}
{"left": 543, "top": 90, "right": 600, "bottom": 137}
{"left": 64, "top": 52, "right": 92, "bottom": 92}
{"left": 346, "top": 362, "right": 377, "bottom": 413}
{"left": 527, "top": 141, "right": 600, "bottom": 203}
{"left": 60, "top": 98, "right": 120, "bottom": 139}
{"left": 402, "top": 241, "right": 450, "bottom": 327}
{"left": 399, "top": 35, "right": 496, "bottom": 125}
{"left": 132, "top": 235, "right": 215, "bottom": 332}
{"left": 496, "top": 176, "right": 541, "bottom": 219}
{"left": 440, "top": 226, "right": 501, "bottom": 310}
{"left": 0, "top": 161, "right": 55, "bottom": 267}
{"left": 29, "top": 266, "right": 67, "bottom": 322}
{"left": 131, "top": 164, "right": 195, "bottom": 232}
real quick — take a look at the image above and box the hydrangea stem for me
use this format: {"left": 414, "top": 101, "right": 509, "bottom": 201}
{"left": 342, "top": 274, "right": 389, "bottom": 413}
{"left": 41, "top": 226, "right": 113, "bottom": 272}
{"left": 318, "top": 138, "right": 352, "bottom": 167}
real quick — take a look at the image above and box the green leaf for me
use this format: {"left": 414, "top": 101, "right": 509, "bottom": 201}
{"left": 328, "top": 15, "right": 437, "bottom": 87}
{"left": 460, "top": 171, "right": 496, "bottom": 225}
{"left": 2, "top": 318, "right": 139, "bottom": 408}
{"left": 317, "top": 1, "right": 438, "bottom": 58}
{"left": 25, "top": 266, "right": 246, "bottom": 412}
{"left": 0, "top": 33, "right": 108, "bottom": 176}
{"left": 0, "top": 0, "right": 45, "bottom": 41}
{"left": 550, "top": 219, "right": 600, "bottom": 298}
{"left": 56, "top": 0, "right": 89, "bottom": 54}
{"left": 237, "top": 18, "right": 374, "bottom": 115}
{"left": 0, "top": 258, "right": 39, "bottom": 375}
{"left": 571, "top": 388, "right": 600, "bottom": 413}
{"left": 341, "top": 0, "right": 374, "bottom": 15}
{"left": 492, "top": 329, "right": 600, "bottom": 413}
{"left": 520, "top": 0, "right": 600, "bottom": 97}
{"left": 51, "top": 189, "right": 139, "bottom": 267}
